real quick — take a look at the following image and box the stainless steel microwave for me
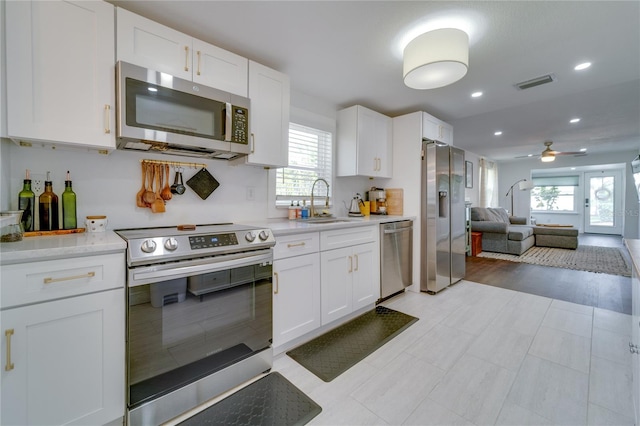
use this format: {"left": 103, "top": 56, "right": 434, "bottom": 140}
{"left": 116, "top": 61, "right": 250, "bottom": 160}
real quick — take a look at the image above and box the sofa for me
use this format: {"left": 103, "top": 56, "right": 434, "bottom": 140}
{"left": 470, "top": 207, "right": 535, "bottom": 255}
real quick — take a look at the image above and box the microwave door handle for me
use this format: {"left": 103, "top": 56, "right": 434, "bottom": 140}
{"left": 225, "top": 102, "right": 232, "bottom": 141}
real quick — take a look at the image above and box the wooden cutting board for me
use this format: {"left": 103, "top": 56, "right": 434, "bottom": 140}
{"left": 385, "top": 188, "right": 403, "bottom": 215}
{"left": 24, "top": 228, "right": 86, "bottom": 237}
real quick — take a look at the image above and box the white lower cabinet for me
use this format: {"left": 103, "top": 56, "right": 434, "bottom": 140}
{"left": 320, "top": 242, "right": 377, "bottom": 325}
{"left": 272, "top": 233, "right": 321, "bottom": 349}
{"left": 1, "top": 254, "right": 125, "bottom": 426}
{"left": 320, "top": 227, "right": 380, "bottom": 325}
{"left": 273, "top": 253, "right": 321, "bottom": 348}
{"left": 631, "top": 252, "right": 640, "bottom": 424}
{"left": 272, "top": 225, "right": 380, "bottom": 347}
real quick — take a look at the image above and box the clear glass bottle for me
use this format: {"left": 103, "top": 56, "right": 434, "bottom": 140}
{"left": 39, "top": 172, "right": 59, "bottom": 231}
{"left": 62, "top": 171, "right": 77, "bottom": 230}
{"left": 18, "top": 170, "right": 35, "bottom": 232}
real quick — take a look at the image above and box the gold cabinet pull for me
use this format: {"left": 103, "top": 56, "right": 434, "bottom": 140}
{"left": 273, "top": 272, "right": 279, "bottom": 294}
{"left": 5, "top": 329, "right": 14, "bottom": 371}
{"left": 44, "top": 271, "right": 95, "bottom": 284}
{"left": 348, "top": 256, "right": 353, "bottom": 273}
{"left": 196, "top": 50, "right": 201, "bottom": 76}
{"left": 287, "top": 242, "right": 306, "bottom": 248}
{"left": 354, "top": 254, "right": 359, "bottom": 271}
{"left": 104, "top": 105, "right": 111, "bottom": 134}
{"left": 184, "top": 46, "right": 190, "bottom": 71}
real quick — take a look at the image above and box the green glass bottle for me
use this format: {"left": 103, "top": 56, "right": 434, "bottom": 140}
{"left": 18, "top": 170, "right": 35, "bottom": 232}
{"left": 62, "top": 171, "right": 77, "bottom": 230}
{"left": 39, "top": 172, "right": 59, "bottom": 231}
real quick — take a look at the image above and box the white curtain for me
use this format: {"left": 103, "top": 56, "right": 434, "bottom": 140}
{"left": 479, "top": 158, "right": 499, "bottom": 207}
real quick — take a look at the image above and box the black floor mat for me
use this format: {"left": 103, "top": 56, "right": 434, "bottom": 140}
{"left": 286, "top": 306, "right": 418, "bottom": 382}
{"left": 178, "top": 372, "right": 321, "bottom": 426}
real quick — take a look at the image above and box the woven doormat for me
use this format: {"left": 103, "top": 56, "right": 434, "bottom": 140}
{"left": 477, "top": 245, "right": 631, "bottom": 277}
{"left": 178, "top": 372, "right": 321, "bottom": 426}
{"left": 287, "top": 306, "right": 418, "bottom": 382}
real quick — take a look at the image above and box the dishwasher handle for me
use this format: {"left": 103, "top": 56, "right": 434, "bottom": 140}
{"left": 383, "top": 227, "right": 413, "bottom": 235}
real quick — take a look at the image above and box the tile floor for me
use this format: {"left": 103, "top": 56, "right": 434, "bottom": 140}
{"left": 273, "top": 280, "right": 635, "bottom": 425}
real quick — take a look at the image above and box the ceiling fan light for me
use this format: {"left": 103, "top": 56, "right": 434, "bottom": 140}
{"left": 403, "top": 28, "right": 469, "bottom": 90}
{"left": 541, "top": 153, "right": 555, "bottom": 162}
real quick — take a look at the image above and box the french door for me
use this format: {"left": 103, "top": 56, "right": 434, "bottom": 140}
{"left": 584, "top": 170, "right": 623, "bottom": 234}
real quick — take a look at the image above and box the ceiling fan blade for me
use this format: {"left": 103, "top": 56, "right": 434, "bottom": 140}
{"left": 554, "top": 151, "right": 587, "bottom": 156}
{"left": 515, "top": 154, "right": 540, "bottom": 159}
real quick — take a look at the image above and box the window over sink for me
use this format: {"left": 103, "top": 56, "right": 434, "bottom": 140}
{"left": 275, "top": 123, "right": 332, "bottom": 207}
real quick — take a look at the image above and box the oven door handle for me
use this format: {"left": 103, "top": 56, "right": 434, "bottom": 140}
{"left": 130, "top": 250, "right": 272, "bottom": 285}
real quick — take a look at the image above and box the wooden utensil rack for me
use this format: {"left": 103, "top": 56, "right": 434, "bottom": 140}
{"left": 141, "top": 159, "right": 207, "bottom": 169}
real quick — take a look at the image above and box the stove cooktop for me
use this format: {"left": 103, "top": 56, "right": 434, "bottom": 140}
{"left": 115, "top": 223, "right": 275, "bottom": 267}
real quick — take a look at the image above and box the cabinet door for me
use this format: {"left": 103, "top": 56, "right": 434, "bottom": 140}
{"left": 356, "top": 107, "right": 379, "bottom": 176}
{"left": 375, "top": 114, "right": 393, "bottom": 178}
{"left": 193, "top": 39, "right": 248, "bottom": 97}
{"left": 246, "top": 61, "right": 290, "bottom": 168}
{"left": 1, "top": 289, "right": 125, "bottom": 426}
{"left": 6, "top": 0, "right": 115, "bottom": 149}
{"left": 320, "top": 247, "right": 353, "bottom": 325}
{"left": 352, "top": 242, "right": 379, "bottom": 310}
{"left": 272, "top": 254, "right": 320, "bottom": 348}
{"left": 116, "top": 7, "right": 192, "bottom": 80}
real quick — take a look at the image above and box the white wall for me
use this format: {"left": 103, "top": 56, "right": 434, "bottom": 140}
{"left": 498, "top": 150, "right": 640, "bottom": 238}
{"left": 464, "top": 150, "right": 480, "bottom": 207}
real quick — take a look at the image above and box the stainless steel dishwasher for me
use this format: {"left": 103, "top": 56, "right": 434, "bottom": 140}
{"left": 380, "top": 220, "right": 413, "bottom": 300}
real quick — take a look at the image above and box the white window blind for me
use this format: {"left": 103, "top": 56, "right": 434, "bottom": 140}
{"left": 275, "top": 123, "right": 332, "bottom": 207}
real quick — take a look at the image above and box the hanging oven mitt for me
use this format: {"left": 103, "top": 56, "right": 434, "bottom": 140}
{"left": 186, "top": 168, "right": 220, "bottom": 200}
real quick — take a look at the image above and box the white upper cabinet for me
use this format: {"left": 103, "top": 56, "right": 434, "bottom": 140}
{"left": 337, "top": 105, "right": 392, "bottom": 178}
{"left": 245, "top": 60, "right": 290, "bottom": 168}
{"left": 5, "top": 0, "right": 116, "bottom": 150}
{"left": 116, "top": 8, "right": 248, "bottom": 97}
{"left": 422, "top": 112, "right": 453, "bottom": 145}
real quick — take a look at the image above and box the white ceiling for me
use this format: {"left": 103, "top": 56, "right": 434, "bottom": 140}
{"left": 109, "top": 1, "right": 640, "bottom": 161}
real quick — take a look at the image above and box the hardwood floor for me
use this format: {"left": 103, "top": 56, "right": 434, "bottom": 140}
{"left": 465, "top": 234, "right": 632, "bottom": 315}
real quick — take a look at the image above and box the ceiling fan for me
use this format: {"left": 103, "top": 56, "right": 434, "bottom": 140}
{"left": 516, "top": 141, "right": 587, "bottom": 162}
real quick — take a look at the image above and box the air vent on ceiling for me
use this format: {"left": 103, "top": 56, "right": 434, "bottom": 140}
{"left": 515, "top": 74, "right": 556, "bottom": 90}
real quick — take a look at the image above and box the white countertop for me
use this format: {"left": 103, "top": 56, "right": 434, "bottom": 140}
{"left": 0, "top": 231, "right": 127, "bottom": 265}
{"left": 0, "top": 216, "right": 415, "bottom": 264}
{"left": 241, "top": 215, "right": 416, "bottom": 236}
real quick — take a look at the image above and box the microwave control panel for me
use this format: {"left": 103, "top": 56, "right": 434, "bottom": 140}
{"left": 230, "top": 106, "right": 249, "bottom": 144}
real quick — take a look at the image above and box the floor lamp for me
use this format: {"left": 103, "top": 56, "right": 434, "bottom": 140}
{"left": 506, "top": 179, "right": 534, "bottom": 216}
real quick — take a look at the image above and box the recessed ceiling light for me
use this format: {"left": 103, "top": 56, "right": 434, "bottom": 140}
{"left": 570, "top": 118, "right": 581, "bottom": 123}
{"left": 580, "top": 148, "right": 587, "bottom": 152}
{"left": 471, "top": 91, "right": 483, "bottom": 98}
{"left": 571, "top": 167, "right": 576, "bottom": 170}
{"left": 574, "top": 62, "right": 591, "bottom": 71}
{"left": 494, "top": 131, "right": 502, "bottom": 136}
{"left": 527, "top": 154, "right": 533, "bottom": 157}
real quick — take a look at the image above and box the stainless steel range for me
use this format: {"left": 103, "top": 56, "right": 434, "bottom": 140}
{"left": 115, "top": 224, "right": 276, "bottom": 425}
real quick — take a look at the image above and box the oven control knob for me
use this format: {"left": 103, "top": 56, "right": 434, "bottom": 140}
{"left": 164, "top": 238, "right": 178, "bottom": 251}
{"left": 258, "top": 230, "right": 270, "bottom": 241}
{"left": 245, "top": 231, "right": 257, "bottom": 242}
{"left": 140, "top": 239, "right": 157, "bottom": 253}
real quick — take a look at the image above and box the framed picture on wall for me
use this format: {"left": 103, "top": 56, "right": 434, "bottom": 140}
{"left": 465, "top": 161, "right": 473, "bottom": 188}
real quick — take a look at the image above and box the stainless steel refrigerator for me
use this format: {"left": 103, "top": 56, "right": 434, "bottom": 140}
{"left": 421, "top": 141, "right": 466, "bottom": 293}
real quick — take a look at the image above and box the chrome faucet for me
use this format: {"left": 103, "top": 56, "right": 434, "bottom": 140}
{"left": 310, "top": 178, "right": 330, "bottom": 217}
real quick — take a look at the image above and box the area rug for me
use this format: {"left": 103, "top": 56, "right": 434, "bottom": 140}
{"left": 286, "top": 306, "right": 418, "bottom": 382}
{"left": 178, "top": 372, "right": 321, "bottom": 426}
{"left": 477, "top": 245, "right": 631, "bottom": 277}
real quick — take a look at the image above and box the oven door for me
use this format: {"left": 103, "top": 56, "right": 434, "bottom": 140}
{"left": 126, "top": 250, "right": 272, "bottom": 411}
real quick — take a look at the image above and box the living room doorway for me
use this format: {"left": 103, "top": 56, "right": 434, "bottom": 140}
{"left": 584, "top": 170, "right": 623, "bottom": 234}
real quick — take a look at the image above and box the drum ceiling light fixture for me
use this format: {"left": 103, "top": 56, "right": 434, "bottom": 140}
{"left": 403, "top": 28, "right": 469, "bottom": 90}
